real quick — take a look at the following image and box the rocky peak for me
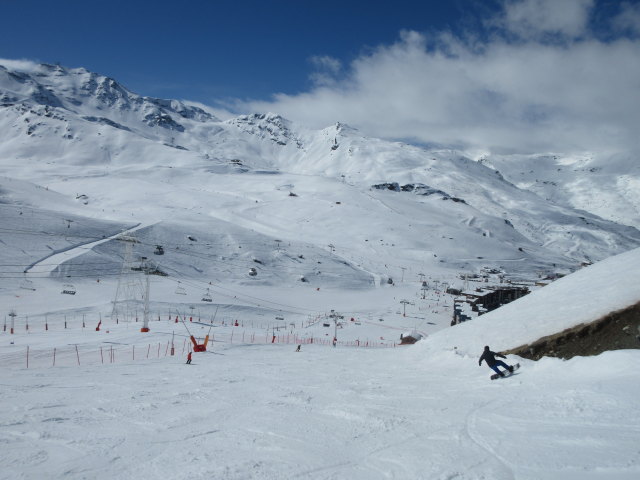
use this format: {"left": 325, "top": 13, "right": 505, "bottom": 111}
{"left": 227, "top": 112, "right": 303, "bottom": 148}
{"left": 0, "top": 61, "right": 223, "bottom": 134}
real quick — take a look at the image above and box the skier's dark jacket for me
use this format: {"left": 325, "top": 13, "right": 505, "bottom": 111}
{"left": 478, "top": 349, "right": 506, "bottom": 367}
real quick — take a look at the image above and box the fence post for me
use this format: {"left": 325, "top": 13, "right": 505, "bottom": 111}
{"left": 53, "top": 347, "right": 56, "bottom": 366}
{"left": 100, "top": 347, "right": 103, "bottom": 364}
{"left": 26, "top": 346, "right": 29, "bottom": 368}
{"left": 75, "top": 345, "right": 80, "bottom": 366}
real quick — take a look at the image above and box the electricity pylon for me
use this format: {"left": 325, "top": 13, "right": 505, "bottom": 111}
{"left": 111, "top": 235, "right": 147, "bottom": 325}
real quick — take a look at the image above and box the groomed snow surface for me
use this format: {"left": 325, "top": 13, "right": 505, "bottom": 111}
{"left": 1, "top": 345, "right": 638, "bottom": 480}
{"left": 2, "top": 249, "right": 639, "bottom": 480}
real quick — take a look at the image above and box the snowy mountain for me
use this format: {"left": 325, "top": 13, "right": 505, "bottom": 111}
{"left": 2, "top": 59, "right": 640, "bottom": 327}
{"left": 1, "top": 61, "right": 639, "bottom": 293}
{"left": 477, "top": 151, "right": 640, "bottom": 230}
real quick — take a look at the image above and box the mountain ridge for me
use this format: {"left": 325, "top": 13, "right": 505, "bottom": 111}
{"left": 1, "top": 59, "right": 639, "bottom": 290}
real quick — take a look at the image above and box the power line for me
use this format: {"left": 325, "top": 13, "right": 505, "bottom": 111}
{"left": 0, "top": 223, "right": 390, "bottom": 315}
{"left": 0, "top": 271, "right": 141, "bottom": 279}
{"left": 160, "top": 265, "right": 322, "bottom": 315}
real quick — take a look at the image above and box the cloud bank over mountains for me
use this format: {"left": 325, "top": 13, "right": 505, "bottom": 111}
{"left": 239, "top": 0, "right": 640, "bottom": 156}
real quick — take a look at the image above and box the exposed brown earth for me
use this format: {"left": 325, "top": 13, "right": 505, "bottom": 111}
{"left": 504, "top": 301, "right": 640, "bottom": 360}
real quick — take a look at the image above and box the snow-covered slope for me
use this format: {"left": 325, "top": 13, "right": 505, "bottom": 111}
{"left": 479, "top": 151, "right": 640, "bottom": 230}
{"left": 1, "top": 245, "right": 638, "bottom": 480}
{"left": 420, "top": 246, "right": 640, "bottom": 357}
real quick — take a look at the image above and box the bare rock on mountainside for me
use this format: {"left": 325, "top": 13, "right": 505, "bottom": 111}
{"left": 506, "top": 301, "right": 640, "bottom": 360}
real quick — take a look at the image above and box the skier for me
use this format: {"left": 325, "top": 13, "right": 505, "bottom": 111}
{"left": 295, "top": 345, "right": 301, "bottom": 352}
{"left": 186, "top": 351, "right": 192, "bottom": 364}
{"left": 478, "top": 345, "right": 513, "bottom": 377}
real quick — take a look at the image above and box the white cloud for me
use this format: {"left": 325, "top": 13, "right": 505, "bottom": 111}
{"left": 309, "top": 55, "right": 342, "bottom": 74}
{"left": 0, "top": 58, "right": 43, "bottom": 73}
{"left": 235, "top": 1, "right": 640, "bottom": 156}
{"left": 308, "top": 55, "right": 342, "bottom": 86}
{"left": 612, "top": 1, "right": 640, "bottom": 35}
{"left": 497, "top": 0, "right": 595, "bottom": 40}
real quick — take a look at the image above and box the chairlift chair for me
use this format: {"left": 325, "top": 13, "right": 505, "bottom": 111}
{"left": 248, "top": 267, "right": 258, "bottom": 276}
{"left": 20, "top": 279, "right": 36, "bottom": 291}
{"left": 61, "top": 284, "right": 76, "bottom": 295}
{"left": 154, "top": 245, "right": 164, "bottom": 255}
{"left": 175, "top": 286, "right": 187, "bottom": 295}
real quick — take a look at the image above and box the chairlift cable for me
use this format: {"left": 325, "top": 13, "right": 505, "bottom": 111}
{"left": 162, "top": 266, "right": 320, "bottom": 314}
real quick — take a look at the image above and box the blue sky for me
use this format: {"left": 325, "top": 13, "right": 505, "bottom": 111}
{"left": 2, "top": 0, "right": 640, "bottom": 155}
{"left": 0, "top": 0, "right": 493, "bottom": 102}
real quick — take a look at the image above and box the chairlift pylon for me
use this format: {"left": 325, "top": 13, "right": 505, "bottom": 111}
{"left": 201, "top": 288, "right": 212, "bottom": 302}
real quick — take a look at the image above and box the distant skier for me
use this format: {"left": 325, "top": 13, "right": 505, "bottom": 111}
{"left": 296, "top": 345, "right": 301, "bottom": 352}
{"left": 478, "top": 346, "right": 513, "bottom": 377}
{"left": 186, "top": 351, "right": 192, "bottom": 364}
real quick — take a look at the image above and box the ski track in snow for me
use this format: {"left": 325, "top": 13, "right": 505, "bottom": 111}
{"left": 2, "top": 345, "right": 639, "bottom": 480}
{"left": 25, "top": 221, "right": 151, "bottom": 275}
{"left": 1, "top": 242, "right": 639, "bottom": 479}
